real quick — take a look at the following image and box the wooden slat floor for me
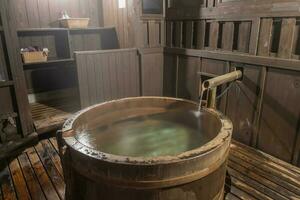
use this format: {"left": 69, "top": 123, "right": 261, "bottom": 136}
{"left": 31, "top": 97, "right": 80, "bottom": 134}
{"left": 0, "top": 139, "right": 299, "bottom": 200}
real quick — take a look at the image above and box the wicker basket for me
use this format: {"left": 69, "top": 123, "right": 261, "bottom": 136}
{"left": 59, "top": 18, "right": 90, "bottom": 28}
{"left": 21, "top": 51, "right": 48, "bottom": 64}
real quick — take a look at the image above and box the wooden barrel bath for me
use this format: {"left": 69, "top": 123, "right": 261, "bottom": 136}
{"left": 57, "top": 97, "right": 233, "bottom": 200}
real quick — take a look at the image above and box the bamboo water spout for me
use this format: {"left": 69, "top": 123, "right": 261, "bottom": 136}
{"left": 202, "top": 70, "right": 242, "bottom": 109}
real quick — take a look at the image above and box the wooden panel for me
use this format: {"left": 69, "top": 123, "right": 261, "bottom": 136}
{"left": 11, "top": 0, "right": 103, "bottom": 29}
{"left": 149, "top": 21, "right": 161, "bottom": 48}
{"left": 278, "top": 18, "right": 296, "bottom": 59}
{"left": 174, "top": 21, "right": 183, "bottom": 48}
{"left": 141, "top": 53, "right": 164, "bottom": 96}
{"left": 222, "top": 22, "right": 234, "bottom": 51}
{"left": 209, "top": 22, "right": 219, "bottom": 50}
{"left": 166, "top": 21, "right": 173, "bottom": 47}
{"left": 76, "top": 49, "right": 140, "bottom": 108}
{"left": 177, "top": 56, "right": 200, "bottom": 101}
{"left": 102, "top": 0, "right": 136, "bottom": 48}
{"left": 183, "top": 21, "right": 193, "bottom": 49}
{"left": 257, "top": 18, "right": 273, "bottom": 56}
{"left": 258, "top": 69, "right": 300, "bottom": 163}
{"left": 163, "top": 54, "right": 177, "bottom": 97}
{"left": 227, "top": 65, "right": 261, "bottom": 145}
{"left": 237, "top": 21, "right": 251, "bottom": 53}
{"left": 195, "top": 20, "right": 206, "bottom": 49}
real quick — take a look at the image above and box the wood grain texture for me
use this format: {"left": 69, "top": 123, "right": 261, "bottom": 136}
{"left": 75, "top": 49, "right": 140, "bottom": 108}
{"left": 258, "top": 69, "right": 300, "bottom": 163}
{"left": 177, "top": 56, "right": 200, "bottom": 101}
{"left": 141, "top": 52, "right": 164, "bottom": 96}
{"left": 1, "top": 138, "right": 300, "bottom": 200}
{"left": 278, "top": 18, "right": 296, "bottom": 59}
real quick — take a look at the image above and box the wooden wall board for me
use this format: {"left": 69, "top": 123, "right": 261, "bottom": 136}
{"left": 11, "top": 0, "right": 103, "bottom": 29}
{"left": 183, "top": 21, "right": 193, "bottom": 49}
{"left": 75, "top": 49, "right": 140, "bottom": 108}
{"left": 174, "top": 21, "right": 183, "bottom": 48}
{"left": 226, "top": 65, "right": 261, "bottom": 145}
{"left": 237, "top": 21, "right": 251, "bottom": 53}
{"left": 177, "top": 56, "right": 200, "bottom": 101}
{"left": 221, "top": 22, "right": 234, "bottom": 51}
{"left": 141, "top": 52, "right": 164, "bottom": 96}
{"left": 278, "top": 18, "right": 296, "bottom": 59}
{"left": 166, "top": 0, "right": 300, "bottom": 20}
{"left": 195, "top": 20, "right": 206, "bottom": 49}
{"left": 258, "top": 69, "right": 300, "bottom": 163}
{"left": 208, "top": 22, "right": 219, "bottom": 50}
{"left": 163, "top": 54, "right": 177, "bottom": 97}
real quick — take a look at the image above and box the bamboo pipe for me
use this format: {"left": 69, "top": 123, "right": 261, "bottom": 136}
{"left": 203, "top": 70, "right": 242, "bottom": 109}
{"left": 203, "top": 71, "right": 242, "bottom": 90}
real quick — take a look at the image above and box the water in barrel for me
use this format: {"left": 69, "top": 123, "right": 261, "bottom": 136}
{"left": 75, "top": 109, "right": 221, "bottom": 158}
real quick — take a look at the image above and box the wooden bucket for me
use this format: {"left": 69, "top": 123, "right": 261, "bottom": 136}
{"left": 58, "top": 97, "right": 233, "bottom": 200}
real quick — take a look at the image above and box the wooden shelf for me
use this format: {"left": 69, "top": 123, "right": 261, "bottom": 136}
{"left": 69, "top": 26, "right": 115, "bottom": 32}
{"left": 0, "top": 80, "right": 14, "bottom": 88}
{"left": 23, "top": 58, "right": 74, "bottom": 68}
{"left": 18, "top": 27, "right": 114, "bottom": 33}
{"left": 18, "top": 28, "right": 68, "bottom": 33}
{"left": 0, "top": 112, "right": 18, "bottom": 120}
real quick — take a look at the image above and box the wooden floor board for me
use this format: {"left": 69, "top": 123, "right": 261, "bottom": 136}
{"left": 26, "top": 147, "right": 61, "bottom": 200}
{"left": 18, "top": 153, "right": 46, "bottom": 200}
{"left": 1, "top": 139, "right": 300, "bottom": 200}
{"left": 34, "top": 143, "right": 65, "bottom": 199}
{"left": 31, "top": 96, "right": 80, "bottom": 134}
{"left": 8, "top": 158, "right": 31, "bottom": 200}
{"left": 0, "top": 162, "right": 17, "bottom": 200}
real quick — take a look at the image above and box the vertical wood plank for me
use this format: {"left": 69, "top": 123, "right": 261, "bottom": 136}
{"left": 26, "top": 147, "right": 60, "bottom": 200}
{"left": 238, "top": 21, "right": 252, "bottom": 53}
{"left": 249, "top": 18, "right": 261, "bottom": 55}
{"left": 209, "top": 21, "right": 219, "bottom": 50}
{"left": 166, "top": 21, "right": 173, "bottom": 47}
{"left": 174, "top": 21, "right": 183, "bottom": 48}
{"left": 258, "top": 69, "right": 300, "bottom": 162}
{"left": 0, "top": 162, "right": 17, "bottom": 200}
{"left": 278, "top": 18, "right": 297, "bottom": 59}
{"left": 195, "top": 20, "right": 206, "bottom": 49}
{"left": 222, "top": 22, "right": 234, "bottom": 51}
{"left": 149, "top": 21, "right": 160, "bottom": 48}
{"left": 177, "top": 56, "right": 200, "bottom": 102}
{"left": 34, "top": 142, "right": 65, "bottom": 199}
{"left": 142, "top": 22, "right": 149, "bottom": 47}
{"left": 163, "top": 54, "right": 177, "bottom": 97}
{"left": 257, "top": 18, "right": 273, "bottom": 56}
{"left": 9, "top": 158, "right": 31, "bottom": 200}
{"left": 18, "top": 153, "right": 47, "bottom": 200}
{"left": 184, "top": 21, "right": 193, "bottom": 49}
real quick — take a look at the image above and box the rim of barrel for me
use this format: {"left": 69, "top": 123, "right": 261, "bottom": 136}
{"left": 61, "top": 96, "right": 233, "bottom": 165}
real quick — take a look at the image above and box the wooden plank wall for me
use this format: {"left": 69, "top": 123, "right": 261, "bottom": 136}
{"left": 75, "top": 49, "right": 140, "bottom": 108}
{"left": 11, "top": 0, "right": 103, "bottom": 29}
{"left": 102, "top": 0, "right": 165, "bottom": 49}
{"left": 164, "top": 0, "right": 300, "bottom": 167}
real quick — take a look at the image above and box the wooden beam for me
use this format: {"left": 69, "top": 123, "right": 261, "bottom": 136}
{"left": 164, "top": 47, "right": 300, "bottom": 72}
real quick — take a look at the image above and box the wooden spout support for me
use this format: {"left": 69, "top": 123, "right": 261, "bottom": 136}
{"left": 203, "top": 70, "right": 242, "bottom": 109}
